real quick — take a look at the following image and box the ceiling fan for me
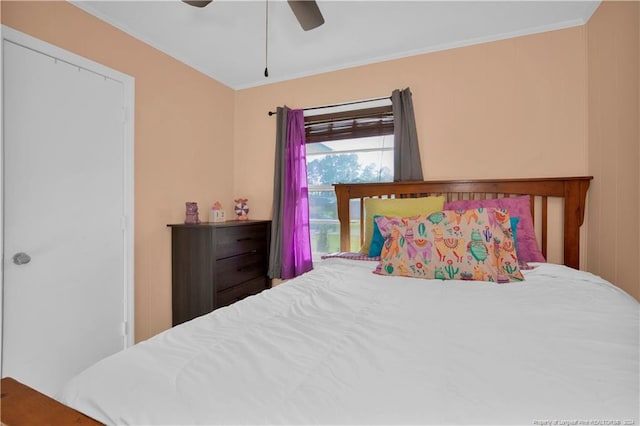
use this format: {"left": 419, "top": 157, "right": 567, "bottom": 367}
{"left": 183, "top": 0, "right": 325, "bottom": 31}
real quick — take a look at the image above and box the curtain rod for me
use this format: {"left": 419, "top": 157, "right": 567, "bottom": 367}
{"left": 267, "top": 96, "right": 390, "bottom": 116}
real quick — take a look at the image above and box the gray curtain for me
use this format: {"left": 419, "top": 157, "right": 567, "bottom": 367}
{"left": 392, "top": 88, "right": 424, "bottom": 181}
{"left": 268, "top": 106, "right": 288, "bottom": 278}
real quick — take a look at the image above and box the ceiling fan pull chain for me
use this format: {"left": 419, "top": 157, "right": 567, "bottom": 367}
{"left": 264, "top": 0, "right": 269, "bottom": 78}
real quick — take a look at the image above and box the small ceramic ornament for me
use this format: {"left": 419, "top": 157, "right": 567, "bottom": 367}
{"left": 209, "top": 201, "right": 226, "bottom": 222}
{"left": 234, "top": 198, "right": 249, "bottom": 221}
{"left": 185, "top": 202, "right": 200, "bottom": 224}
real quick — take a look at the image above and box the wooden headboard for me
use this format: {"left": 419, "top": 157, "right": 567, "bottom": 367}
{"left": 334, "top": 177, "right": 592, "bottom": 269}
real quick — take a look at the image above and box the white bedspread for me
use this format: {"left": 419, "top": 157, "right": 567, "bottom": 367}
{"left": 59, "top": 260, "right": 639, "bottom": 425}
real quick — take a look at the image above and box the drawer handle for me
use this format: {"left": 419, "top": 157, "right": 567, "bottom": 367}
{"left": 236, "top": 237, "right": 253, "bottom": 242}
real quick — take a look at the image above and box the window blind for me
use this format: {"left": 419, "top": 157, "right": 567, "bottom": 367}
{"left": 304, "top": 105, "right": 394, "bottom": 144}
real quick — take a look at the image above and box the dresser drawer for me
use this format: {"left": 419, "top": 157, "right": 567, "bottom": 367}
{"left": 215, "top": 224, "right": 268, "bottom": 259}
{"left": 217, "top": 276, "right": 267, "bottom": 307}
{"left": 216, "top": 251, "right": 267, "bottom": 292}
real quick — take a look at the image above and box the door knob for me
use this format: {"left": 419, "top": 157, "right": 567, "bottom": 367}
{"left": 12, "top": 252, "right": 31, "bottom": 265}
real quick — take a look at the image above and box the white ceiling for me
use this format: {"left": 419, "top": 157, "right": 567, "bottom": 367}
{"left": 72, "top": 0, "right": 600, "bottom": 90}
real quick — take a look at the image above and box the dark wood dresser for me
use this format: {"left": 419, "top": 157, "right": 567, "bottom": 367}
{"left": 167, "top": 220, "right": 271, "bottom": 326}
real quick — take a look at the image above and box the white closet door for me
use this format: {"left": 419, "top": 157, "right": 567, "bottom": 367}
{"left": 2, "top": 39, "right": 127, "bottom": 397}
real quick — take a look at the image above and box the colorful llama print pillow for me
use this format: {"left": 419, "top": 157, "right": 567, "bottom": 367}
{"left": 374, "top": 208, "right": 524, "bottom": 283}
{"left": 369, "top": 214, "right": 399, "bottom": 257}
{"left": 360, "top": 196, "right": 446, "bottom": 255}
{"left": 444, "top": 196, "right": 544, "bottom": 264}
{"left": 369, "top": 214, "right": 426, "bottom": 257}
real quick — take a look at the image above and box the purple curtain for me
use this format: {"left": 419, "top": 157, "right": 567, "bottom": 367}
{"left": 280, "top": 109, "right": 313, "bottom": 279}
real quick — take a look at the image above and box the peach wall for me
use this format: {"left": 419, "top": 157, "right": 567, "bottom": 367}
{"left": 586, "top": 1, "right": 640, "bottom": 300}
{"left": 2, "top": 1, "right": 236, "bottom": 341}
{"left": 234, "top": 27, "right": 588, "bottom": 240}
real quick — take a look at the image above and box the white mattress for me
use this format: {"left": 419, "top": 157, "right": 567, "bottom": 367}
{"left": 59, "top": 259, "right": 639, "bottom": 425}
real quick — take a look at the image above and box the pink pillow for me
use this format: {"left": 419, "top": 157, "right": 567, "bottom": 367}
{"left": 444, "top": 195, "right": 545, "bottom": 263}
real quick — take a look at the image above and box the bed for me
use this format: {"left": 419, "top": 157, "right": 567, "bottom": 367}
{"left": 59, "top": 176, "right": 639, "bottom": 425}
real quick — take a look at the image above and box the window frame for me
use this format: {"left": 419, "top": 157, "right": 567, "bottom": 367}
{"left": 305, "top": 103, "right": 395, "bottom": 259}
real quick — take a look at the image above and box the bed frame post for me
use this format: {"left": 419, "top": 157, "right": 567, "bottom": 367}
{"left": 563, "top": 178, "right": 591, "bottom": 270}
{"left": 336, "top": 186, "right": 351, "bottom": 252}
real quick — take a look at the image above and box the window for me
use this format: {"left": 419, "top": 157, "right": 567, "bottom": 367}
{"left": 305, "top": 100, "right": 394, "bottom": 260}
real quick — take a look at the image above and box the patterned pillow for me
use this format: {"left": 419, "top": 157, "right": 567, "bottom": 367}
{"left": 360, "top": 196, "right": 446, "bottom": 255}
{"left": 369, "top": 214, "right": 420, "bottom": 257}
{"left": 320, "top": 252, "right": 380, "bottom": 261}
{"left": 444, "top": 196, "right": 544, "bottom": 264}
{"left": 374, "top": 208, "right": 524, "bottom": 283}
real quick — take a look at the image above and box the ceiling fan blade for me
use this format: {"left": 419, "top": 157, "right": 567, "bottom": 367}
{"left": 183, "top": 0, "right": 212, "bottom": 8}
{"left": 287, "top": 0, "right": 325, "bottom": 31}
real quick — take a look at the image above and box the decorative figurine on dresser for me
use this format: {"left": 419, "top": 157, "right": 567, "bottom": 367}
{"left": 167, "top": 219, "right": 271, "bottom": 326}
{"left": 209, "top": 201, "right": 226, "bottom": 223}
{"left": 234, "top": 198, "right": 249, "bottom": 220}
{"left": 184, "top": 202, "right": 200, "bottom": 224}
